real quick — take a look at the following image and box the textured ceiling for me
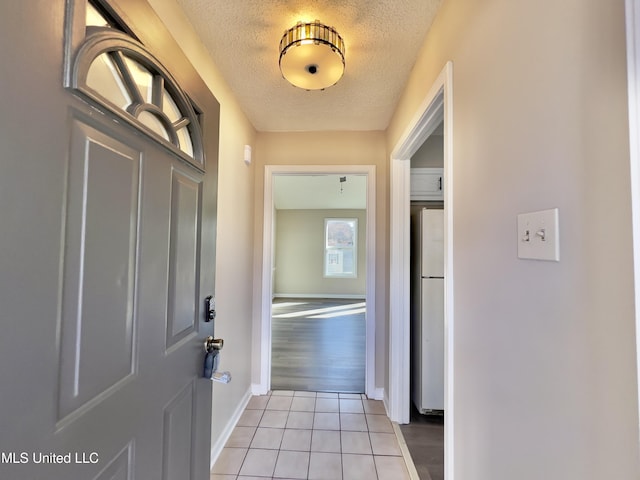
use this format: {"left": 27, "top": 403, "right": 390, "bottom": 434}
{"left": 174, "top": 0, "right": 443, "bottom": 132}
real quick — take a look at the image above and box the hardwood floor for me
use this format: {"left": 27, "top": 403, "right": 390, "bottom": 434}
{"left": 271, "top": 298, "right": 366, "bottom": 393}
{"left": 399, "top": 405, "right": 444, "bottom": 480}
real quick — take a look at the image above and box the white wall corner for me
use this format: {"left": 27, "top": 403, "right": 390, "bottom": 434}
{"left": 251, "top": 383, "right": 269, "bottom": 396}
{"left": 382, "top": 388, "right": 390, "bottom": 417}
{"left": 625, "top": 0, "right": 640, "bottom": 446}
{"left": 388, "top": 157, "right": 411, "bottom": 424}
{"left": 371, "top": 387, "right": 385, "bottom": 401}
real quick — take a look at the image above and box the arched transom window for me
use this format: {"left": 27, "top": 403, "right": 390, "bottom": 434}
{"left": 69, "top": 2, "right": 204, "bottom": 168}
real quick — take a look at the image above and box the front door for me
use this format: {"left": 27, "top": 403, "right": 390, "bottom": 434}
{"left": 0, "top": 1, "right": 218, "bottom": 479}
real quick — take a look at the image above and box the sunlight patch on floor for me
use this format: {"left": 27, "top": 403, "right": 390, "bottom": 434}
{"left": 272, "top": 302, "right": 366, "bottom": 319}
{"left": 309, "top": 307, "right": 367, "bottom": 319}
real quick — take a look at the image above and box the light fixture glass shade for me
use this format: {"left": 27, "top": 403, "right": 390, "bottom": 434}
{"left": 279, "top": 21, "right": 345, "bottom": 90}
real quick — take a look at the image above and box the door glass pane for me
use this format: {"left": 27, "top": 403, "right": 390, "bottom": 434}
{"left": 162, "top": 89, "right": 182, "bottom": 123}
{"left": 138, "top": 111, "right": 170, "bottom": 141}
{"left": 123, "top": 56, "right": 154, "bottom": 104}
{"left": 75, "top": 22, "right": 203, "bottom": 163}
{"left": 176, "top": 127, "right": 194, "bottom": 157}
{"left": 87, "top": 53, "right": 132, "bottom": 109}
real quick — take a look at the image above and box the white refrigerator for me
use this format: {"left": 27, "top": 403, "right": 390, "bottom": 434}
{"left": 411, "top": 208, "right": 445, "bottom": 413}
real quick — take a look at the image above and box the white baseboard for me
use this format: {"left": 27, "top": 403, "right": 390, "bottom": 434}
{"left": 370, "top": 387, "right": 384, "bottom": 401}
{"left": 209, "top": 387, "right": 252, "bottom": 470}
{"left": 251, "top": 383, "right": 269, "bottom": 396}
{"left": 383, "top": 388, "right": 390, "bottom": 417}
{"left": 273, "top": 293, "right": 366, "bottom": 300}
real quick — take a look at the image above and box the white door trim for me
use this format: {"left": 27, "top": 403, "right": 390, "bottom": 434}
{"left": 388, "top": 61, "right": 454, "bottom": 476}
{"left": 388, "top": 156, "right": 412, "bottom": 420}
{"left": 625, "top": 0, "right": 640, "bottom": 439}
{"left": 255, "top": 164, "right": 377, "bottom": 399}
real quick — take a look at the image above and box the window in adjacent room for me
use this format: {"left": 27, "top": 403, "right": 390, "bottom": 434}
{"left": 324, "top": 218, "right": 357, "bottom": 278}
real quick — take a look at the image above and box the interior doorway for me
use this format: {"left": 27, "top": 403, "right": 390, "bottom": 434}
{"left": 258, "top": 165, "right": 377, "bottom": 398}
{"left": 271, "top": 174, "right": 367, "bottom": 392}
{"left": 401, "top": 121, "right": 445, "bottom": 480}
{"left": 389, "top": 61, "right": 453, "bottom": 476}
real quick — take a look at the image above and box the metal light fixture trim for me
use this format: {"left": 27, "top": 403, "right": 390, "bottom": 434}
{"left": 279, "top": 20, "right": 345, "bottom": 90}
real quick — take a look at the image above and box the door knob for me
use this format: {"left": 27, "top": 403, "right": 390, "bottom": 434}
{"left": 204, "top": 336, "right": 223, "bottom": 353}
{"left": 203, "top": 336, "right": 231, "bottom": 383}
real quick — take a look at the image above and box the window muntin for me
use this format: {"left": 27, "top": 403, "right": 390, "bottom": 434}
{"left": 324, "top": 218, "right": 358, "bottom": 278}
{"left": 122, "top": 55, "right": 154, "bottom": 104}
{"left": 84, "top": 49, "right": 198, "bottom": 159}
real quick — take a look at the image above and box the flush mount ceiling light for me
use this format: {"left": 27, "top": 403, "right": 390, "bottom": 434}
{"left": 279, "top": 20, "right": 345, "bottom": 91}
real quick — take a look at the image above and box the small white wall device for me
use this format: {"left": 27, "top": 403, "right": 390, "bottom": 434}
{"left": 244, "top": 144, "right": 252, "bottom": 166}
{"left": 517, "top": 208, "right": 560, "bottom": 261}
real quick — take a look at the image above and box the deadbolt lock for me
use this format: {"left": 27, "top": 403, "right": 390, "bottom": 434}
{"left": 204, "top": 295, "right": 216, "bottom": 322}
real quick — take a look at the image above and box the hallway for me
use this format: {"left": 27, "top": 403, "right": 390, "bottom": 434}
{"left": 210, "top": 390, "right": 411, "bottom": 479}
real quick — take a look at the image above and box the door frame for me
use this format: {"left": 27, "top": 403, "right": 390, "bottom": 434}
{"left": 625, "top": 0, "right": 640, "bottom": 440}
{"left": 388, "top": 61, "right": 454, "bottom": 474}
{"left": 256, "top": 164, "right": 378, "bottom": 398}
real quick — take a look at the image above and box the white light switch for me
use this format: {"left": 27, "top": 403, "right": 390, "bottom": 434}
{"left": 517, "top": 208, "right": 559, "bottom": 261}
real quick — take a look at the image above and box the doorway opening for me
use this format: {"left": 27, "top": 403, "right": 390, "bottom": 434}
{"left": 401, "top": 120, "right": 445, "bottom": 480}
{"left": 271, "top": 174, "right": 367, "bottom": 393}
{"left": 389, "top": 61, "right": 453, "bottom": 477}
{"left": 258, "top": 165, "right": 377, "bottom": 398}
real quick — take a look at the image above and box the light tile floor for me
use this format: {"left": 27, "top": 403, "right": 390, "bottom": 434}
{"left": 211, "top": 390, "right": 411, "bottom": 480}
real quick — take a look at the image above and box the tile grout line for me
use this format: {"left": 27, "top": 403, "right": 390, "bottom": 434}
{"left": 216, "top": 391, "right": 410, "bottom": 479}
{"left": 237, "top": 395, "right": 265, "bottom": 477}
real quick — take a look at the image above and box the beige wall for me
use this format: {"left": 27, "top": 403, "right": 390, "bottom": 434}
{"left": 411, "top": 133, "right": 444, "bottom": 168}
{"left": 254, "top": 131, "right": 388, "bottom": 390}
{"left": 388, "top": 0, "right": 639, "bottom": 478}
{"left": 275, "top": 209, "right": 366, "bottom": 297}
{"left": 147, "top": 0, "right": 257, "bottom": 454}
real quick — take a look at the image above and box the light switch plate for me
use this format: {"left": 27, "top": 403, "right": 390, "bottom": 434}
{"left": 517, "top": 208, "right": 559, "bottom": 261}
